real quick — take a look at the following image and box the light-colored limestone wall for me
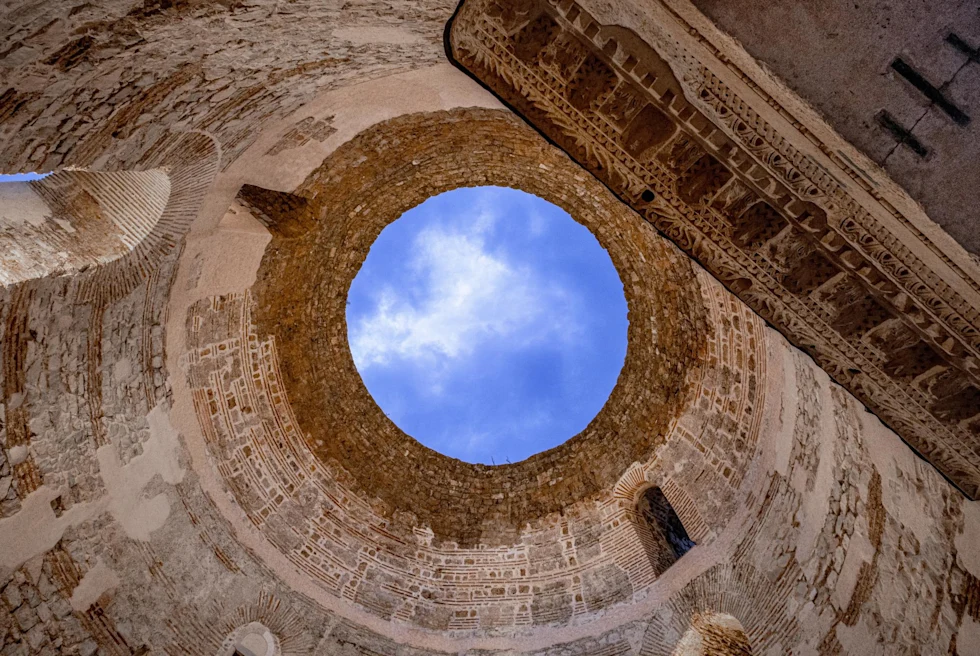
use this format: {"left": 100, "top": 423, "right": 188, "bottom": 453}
{"left": 0, "top": 1, "right": 978, "bottom": 654}
{"left": 0, "top": 170, "right": 170, "bottom": 285}
{"left": 2, "top": 85, "right": 979, "bottom": 652}
{"left": 691, "top": 0, "right": 980, "bottom": 255}
{"left": 0, "top": 0, "right": 453, "bottom": 175}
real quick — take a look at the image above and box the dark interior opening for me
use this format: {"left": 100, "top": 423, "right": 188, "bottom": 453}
{"left": 640, "top": 486, "right": 695, "bottom": 561}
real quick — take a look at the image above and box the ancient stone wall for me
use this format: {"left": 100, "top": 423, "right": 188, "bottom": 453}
{"left": 1, "top": 0, "right": 979, "bottom": 653}
{"left": 179, "top": 108, "right": 767, "bottom": 632}
{"left": 691, "top": 0, "right": 980, "bottom": 255}
{"left": 448, "top": 0, "right": 980, "bottom": 500}
{"left": 0, "top": 0, "right": 451, "bottom": 175}
{"left": 0, "top": 170, "right": 169, "bottom": 286}
{"left": 3, "top": 101, "right": 979, "bottom": 653}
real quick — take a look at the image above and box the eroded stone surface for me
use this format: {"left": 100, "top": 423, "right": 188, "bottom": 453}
{"left": 248, "top": 108, "right": 708, "bottom": 547}
{"left": 1, "top": 0, "right": 979, "bottom": 654}
{"left": 448, "top": 0, "right": 980, "bottom": 499}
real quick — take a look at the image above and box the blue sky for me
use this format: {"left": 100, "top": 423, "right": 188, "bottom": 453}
{"left": 347, "top": 186, "right": 628, "bottom": 465}
{"left": 0, "top": 173, "right": 49, "bottom": 182}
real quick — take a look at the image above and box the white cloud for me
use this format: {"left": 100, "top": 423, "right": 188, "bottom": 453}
{"left": 528, "top": 207, "right": 550, "bottom": 237}
{"left": 428, "top": 405, "right": 556, "bottom": 464}
{"left": 349, "top": 206, "right": 578, "bottom": 382}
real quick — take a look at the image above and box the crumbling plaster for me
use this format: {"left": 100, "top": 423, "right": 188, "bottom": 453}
{"left": 1, "top": 0, "right": 979, "bottom": 654}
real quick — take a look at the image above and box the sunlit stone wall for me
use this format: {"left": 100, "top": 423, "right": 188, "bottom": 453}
{"left": 0, "top": 0, "right": 978, "bottom": 654}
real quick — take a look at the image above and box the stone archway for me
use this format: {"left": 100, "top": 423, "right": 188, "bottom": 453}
{"left": 671, "top": 612, "right": 753, "bottom": 655}
{"left": 0, "top": 132, "right": 219, "bottom": 292}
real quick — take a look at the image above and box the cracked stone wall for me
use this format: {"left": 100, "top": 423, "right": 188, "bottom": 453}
{"left": 1, "top": 0, "right": 979, "bottom": 654}
{"left": 0, "top": 0, "right": 451, "bottom": 174}
{"left": 2, "top": 101, "right": 979, "bottom": 654}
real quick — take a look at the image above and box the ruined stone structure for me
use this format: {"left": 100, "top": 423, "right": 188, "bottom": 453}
{"left": 1, "top": 0, "right": 978, "bottom": 654}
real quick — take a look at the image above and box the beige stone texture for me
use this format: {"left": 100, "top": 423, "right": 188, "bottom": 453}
{"left": 691, "top": 0, "right": 980, "bottom": 255}
{"left": 0, "top": 0, "right": 978, "bottom": 654}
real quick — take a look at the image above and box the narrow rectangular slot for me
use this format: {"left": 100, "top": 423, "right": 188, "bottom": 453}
{"left": 890, "top": 58, "right": 971, "bottom": 126}
{"left": 946, "top": 33, "right": 979, "bottom": 62}
{"left": 876, "top": 110, "right": 929, "bottom": 157}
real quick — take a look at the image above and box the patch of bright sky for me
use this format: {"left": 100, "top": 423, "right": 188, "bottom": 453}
{"left": 347, "top": 186, "right": 628, "bottom": 465}
{"left": 0, "top": 172, "right": 51, "bottom": 182}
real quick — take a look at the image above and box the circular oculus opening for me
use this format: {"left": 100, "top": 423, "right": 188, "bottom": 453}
{"left": 249, "top": 108, "right": 706, "bottom": 545}
{"left": 346, "top": 186, "right": 628, "bottom": 464}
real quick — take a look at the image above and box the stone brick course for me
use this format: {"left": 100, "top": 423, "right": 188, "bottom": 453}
{"left": 0, "top": 0, "right": 451, "bottom": 175}
{"left": 0, "top": 0, "right": 979, "bottom": 653}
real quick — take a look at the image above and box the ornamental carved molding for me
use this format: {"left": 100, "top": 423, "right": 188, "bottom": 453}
{"left": 447, "top": 0, "right": 980, "bottom": 497}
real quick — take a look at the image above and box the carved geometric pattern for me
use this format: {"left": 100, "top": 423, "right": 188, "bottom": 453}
{"left": 448, "top": 0, "right": 980, "bottom": 497}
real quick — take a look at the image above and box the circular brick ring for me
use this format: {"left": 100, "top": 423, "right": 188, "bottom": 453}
{"left": 249, "top": 108, "right": 708, "bottom": 547}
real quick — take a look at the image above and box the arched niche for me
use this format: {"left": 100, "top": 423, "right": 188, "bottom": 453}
{"left": 0, "top": 131, "right": 219, "bottom": 294}
{"left": 219, "top": 622, "right": 280, "bottom": 656}
{"left": 671, "top": 612, "right": 753, "bottom": 655}
{"left": 0, "top": 169, "right": 169, "bottom": 285}
{"left": 633, "top": 484, "right": 697, "bottom": 576}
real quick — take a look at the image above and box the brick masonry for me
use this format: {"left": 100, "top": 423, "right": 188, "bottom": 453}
{"left": 0, "top": 1, "right": 979, "bottom": 654}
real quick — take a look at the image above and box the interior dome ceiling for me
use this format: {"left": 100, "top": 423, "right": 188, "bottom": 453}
{"left": 245, "top": 108, "right": 707, "bottom": 546}
{"left": 1, "top": 0, "right": 979, "bottom": 653}
{"left": 182, "top": 107, "right": 771, "bottom": 638}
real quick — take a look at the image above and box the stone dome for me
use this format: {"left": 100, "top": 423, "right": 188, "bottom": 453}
{"left": 1, "top": 0, "right": 979, "bottom": 654}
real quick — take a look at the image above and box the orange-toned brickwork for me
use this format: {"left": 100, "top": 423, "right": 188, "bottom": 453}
{"left": 2, "top": 0, "right": 980, "bottom": 653}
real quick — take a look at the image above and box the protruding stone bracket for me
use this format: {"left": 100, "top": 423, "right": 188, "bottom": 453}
{"left": 236, "top": 184, "right": 315, "bottom": 239}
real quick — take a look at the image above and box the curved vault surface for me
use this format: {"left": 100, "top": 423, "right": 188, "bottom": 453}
{"left": 0, "top": 0, "right": 979, "bottom": 653}
{"left": 183, "top": 109, "right": 769, "bottom": 637}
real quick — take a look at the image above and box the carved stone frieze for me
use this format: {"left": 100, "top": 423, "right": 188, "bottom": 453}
{"left": 447, "top": 0, "right": 980, "bottom": 497}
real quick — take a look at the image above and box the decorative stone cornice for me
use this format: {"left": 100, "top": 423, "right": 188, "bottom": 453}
{"left": 447, "top": 0, "right": 980, "bottom": 497}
